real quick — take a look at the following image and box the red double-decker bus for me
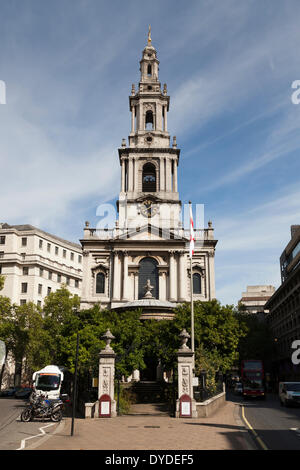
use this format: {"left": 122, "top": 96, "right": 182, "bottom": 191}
{"left": 241, "top": 360, "right": 265, "bottom": 398}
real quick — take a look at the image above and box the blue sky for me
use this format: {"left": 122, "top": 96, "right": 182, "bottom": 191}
{"left": 1, "top": 0, "right": 300, "bottom": 305}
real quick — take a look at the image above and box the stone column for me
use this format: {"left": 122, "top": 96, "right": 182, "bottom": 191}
{"left": 160, "top": 157, "right": 165, "bottom": 191}
{"left": 178, "top": 251, "right": 186, "bottom": 301}
{"left": 176, "top": 329, "right": 197, "bottom": 418}
{"left": 112, "top": 251, "right": 120, "bottom": 301}
{"left": 131, "top": 106, "right": 135, "bottom": 133}
{"left": 169, "top": 251, "right": 176, "bottom": 301}
{"left": 121, "top": 159, "right": 125, "bottom": 192}
{"left": 208, "top": 251, "right": 215, "bottom": 300}
{"left": 97, "top": 330, "right": 117, "bottom": 418}
{"left": 164, "top": 105, "right": 168, "bottom": 132}
{"left": 128, "top": 157, "right": 133, "bottom": 192}
{"left": 173, "top": 159, "right": 178, "bottom": 192}
{"left": 122, "top": 251, "right": 129, "bottom": 301}
{"left": 166, "top": 157, "right": 172, "bottom": 191}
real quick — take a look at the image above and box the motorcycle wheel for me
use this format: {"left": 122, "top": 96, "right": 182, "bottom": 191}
{"left": 50, "top": 410, "right": 62, "bottom": 422}
{"left": 21, "top": 409, "right": 32, "bottom": 422}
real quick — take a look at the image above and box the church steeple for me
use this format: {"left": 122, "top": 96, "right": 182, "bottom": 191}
{"left": 118, "top": 32, "right": 180, "bottom": 229}
{"left": 128, "top": 28, "right": 170, "bottom": 149}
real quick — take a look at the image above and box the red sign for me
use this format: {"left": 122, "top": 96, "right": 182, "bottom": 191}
{"left": 179, "top": 394, "right": 192, "bottom": 418}
{"left": 99, "top": 394, "right": 111, "bottom": 418}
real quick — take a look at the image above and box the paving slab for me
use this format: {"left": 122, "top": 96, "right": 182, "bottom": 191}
{"left": 26, "top": 400, "right": 252, "bottom": 451}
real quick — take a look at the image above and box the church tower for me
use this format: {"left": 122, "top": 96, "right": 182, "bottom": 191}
{"left": 118, "top": 26, "right": 180, "bottom": 231}
{"left": 80, "top": 30, "right": 217, "bottom": 318}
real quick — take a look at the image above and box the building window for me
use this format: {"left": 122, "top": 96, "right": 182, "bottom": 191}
{"left": 66, "top": 277, "right": 70, "bottom": 286}
{"left": 39, "top": 239, "right": 43, "bottom": 249}
{"left": 75, "top": 279, "right": 79, "bottom": 289}
{"left": 96, "top": 272, "right": 105, "bottom": 294}
{"left": 57, "top": 274, "right": 61, "bottom": 283}
{"left": 22, "top": 237, "right": 27, "bottom": 246}
{"left": 40, "top": 268, "right": 44, "bottom": 277}
{"left": 193, "top": 273, "right": 202, "bottom": 295}
{"left": 71, "top": 252, "right": 74, "bottom": 261}
{"left": 48, "top": 271, "right": 52, "bottom": 280}
{"left": 20, "top": 299, "right": 27, "bottom": 305}
{"left": 23, "top": 267, "right": 29, "bottom": 275}
{"left": 47, "top": 287, "right": 51, "bottom": 296}
{"left": 142, "top": 163, "right": 156, "bottom": 192}
{"left": 55, "top": 246, "right": 59, "bottom": 255}
{"left": 138, "top": 257, "right": 158, "bottom": 299}
{"left": 0, "top": 252, "right": 4, "bottom": 259}
{"left": 63, "top": 250, "right": 66, "bottom": 258}
{"left": 37, "top": 300, "right": 41, "bottom": 307}
{"left": 0, "top": 236, "right": 5, "bottom": 245}
{"left": 78, "top": 255, "right": 82, "bottom": 263}
{"left": 38, "top": 284, "right": 42, "bottom": 295}
{"left": 47, "top": 243, "right": 51, "bottom": 252}
{"left": 21, "top": 282, "right": 28, "bottom": 293}
{"left": 147, "top": 64, "right": 152, "bottom": 76}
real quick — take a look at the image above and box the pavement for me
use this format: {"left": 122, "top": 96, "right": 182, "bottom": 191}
{"left": 24, "top": 399, "right": 255, "bottom": 451}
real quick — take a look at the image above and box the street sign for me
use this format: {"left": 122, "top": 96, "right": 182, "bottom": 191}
{"left": 179, "top": 394, "right": 192, "bottom": 418}
{"left": 99, "top": 394, "right": 111, "bottom": 418}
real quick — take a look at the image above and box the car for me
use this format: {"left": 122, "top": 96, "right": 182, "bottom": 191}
{"left": 15, "top": 387, "right": 33, "bottom": 399}
{"left": 279, "top": 382, "right": 300, "bottom": 407}
{"left": 234, "top": 383, "right": 243, "bottom": 395}
{"left": 0, "top": 386, "right": 22, "bottom": 397}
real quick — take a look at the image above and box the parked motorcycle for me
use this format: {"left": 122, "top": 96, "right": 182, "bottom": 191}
{"left": 21, "top": 392, "right": 63, "bottom": 422}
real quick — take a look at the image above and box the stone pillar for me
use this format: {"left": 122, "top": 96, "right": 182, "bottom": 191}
{"left": 98, "top": 330, "right": 117, "bottom": 417}
{"left": 176, "top": 329, "right": 197, "bottom": 418}
{"left": 173, "top": 159, "right": 178, "bottom": 192}
{"left": 131, "top": 106, "right": 135, "bottom": 133}
{"left": 122, "top": 251, "right": 129, "bottom": 301}
{"left": 208, "top": 251, "right": 215, "bottom": 300}
{"left": 121, "top": 159, "right": 125, "bottom": 192}
{"left": 178, "top": 251, "right": 186, "bottom": 301}
{"left": 113, "top": 251, "right": 120, "bottom": 301}
{"left": 169, "top": 251, "right": 176, "bottom": 302}
{"left": 128, "top": 157, "right": 133, "bottom": 192}
{"left": 164, "top": 105, "right": 168, "bottom": 132}
{"left": 160, "top": 157, "right": 165, "bottom": 191}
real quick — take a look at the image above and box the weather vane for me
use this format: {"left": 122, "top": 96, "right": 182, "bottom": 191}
{"left": 147, "top": 24, "right": 152, "bottom": 45}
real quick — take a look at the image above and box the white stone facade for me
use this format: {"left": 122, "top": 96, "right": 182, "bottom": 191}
{"left": 80, "top": 36, "right": 217, "bottom": 316}
{"left": 0, "top": 223, "right": 82, "bottom": 306}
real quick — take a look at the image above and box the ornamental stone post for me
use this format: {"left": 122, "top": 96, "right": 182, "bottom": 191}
{"left": 176, "top": 329, "right": 197, "bottom": 418}
{"left": 97, "top": 329, "right": 117, "bottom": 417}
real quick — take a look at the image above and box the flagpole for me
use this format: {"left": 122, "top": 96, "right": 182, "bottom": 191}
{"left": 189, "top": 201, "right": 195, "bottom": 356}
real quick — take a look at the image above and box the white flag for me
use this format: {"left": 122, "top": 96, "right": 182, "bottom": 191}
{"left": 189, "top": 204, "right": 195, "bottom": 258}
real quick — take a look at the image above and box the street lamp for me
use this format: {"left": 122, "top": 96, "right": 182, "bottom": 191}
{"left": 71, "top": 307, "right": 80, "bottom": 437}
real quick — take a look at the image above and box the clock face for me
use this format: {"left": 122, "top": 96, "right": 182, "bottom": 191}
{"left": 140, "top": 200, "right": 158, "bottom": 218}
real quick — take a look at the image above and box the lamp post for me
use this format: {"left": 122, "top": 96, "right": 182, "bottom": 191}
{"left": 71, "top": 307, "right": 80, "bottom": 437}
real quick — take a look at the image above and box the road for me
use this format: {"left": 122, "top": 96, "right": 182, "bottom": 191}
{"left": 0, "top": 397, "right": 60, "bottom": 450}
{"left": 231, "top": 393, "right": 300, "bottom": 450}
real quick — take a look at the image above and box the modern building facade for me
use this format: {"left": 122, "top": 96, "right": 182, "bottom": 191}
{"left": 80, "top": 33, "right": 217, "bottom": 318}
{"left": 266, "top": 225, "right": 300, "bottom": 380}
{"left": 0, "top": 223, "right": 83, "bottom": 306}
{"left": 239, "top": 285, "right": 275, "bottom": 315}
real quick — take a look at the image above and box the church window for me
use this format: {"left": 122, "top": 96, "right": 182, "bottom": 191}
{"left": 138, "top": 257, "right": 159, "bottom": 299}
{"left": 96, "top": 272, "right": 105, "bottom": 294}
{"left": 142, "top": 163, "right": 156, "bottom": 192}
{"left": 147, "top": 64, "right": 152, "bottom": 76}
{"left": 193, "top": 273, "right": 201, "bottom": 294}
{"left": 145, "top": 110, "right": 154, "bottom": 130}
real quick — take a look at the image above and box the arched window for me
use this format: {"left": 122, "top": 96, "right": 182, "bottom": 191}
{"left": 138, "top": 257, "right": 159, "bottom": 299}
{"left": 96, "top": 272, "right": 105, "bottom": 294}
{"left": 145, "top": 110, "right": 154, "bottom": 130}
{"left": 147, "top": 64, "right": 152, "bottom": 76}
{"left": 193, "top": 273, "right": 201, "bottom": 295}
{"left": 142, "top": 163, "right": 156, "bottom": 192}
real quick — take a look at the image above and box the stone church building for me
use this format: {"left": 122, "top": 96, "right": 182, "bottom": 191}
{"left": 80, "top": 32, "right": 217, "bottom": 320}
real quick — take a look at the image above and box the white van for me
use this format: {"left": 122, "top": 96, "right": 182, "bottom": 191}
{"left": 279, "top": 382, "right": 300, "bottom": 407}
